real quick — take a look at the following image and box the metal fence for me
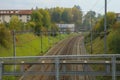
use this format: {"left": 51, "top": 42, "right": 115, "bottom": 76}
{"left": 0, "top": 54, "right": 120, "bottom": 80}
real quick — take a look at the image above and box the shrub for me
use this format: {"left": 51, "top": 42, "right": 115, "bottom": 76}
{"left": 107, "top": 27, "right": 120, "bottom": 54}
{"left": 0, "top": 24, "right": 12, "bottom": 48}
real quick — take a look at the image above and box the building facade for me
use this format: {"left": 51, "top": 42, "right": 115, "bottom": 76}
{"left": 0, "top": 10, "right": 32, "bottom": 23}
{"left": 56, "top": 24, "right": 75, "bottom": 32}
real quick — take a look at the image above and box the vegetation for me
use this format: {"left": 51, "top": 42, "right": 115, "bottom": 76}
{"left": 107, "top": 22, "right": 120, "bottom": 54}
{"left": 1, "top": 6, "right": 119, "bottom": 80}
{"left": 0, "top": 24, "right": 12, "bottom": 48}
{"left": 0, "top": 33, "right": 70, "bottom": 57}
{"left": 85, "top": 12, "right": 120, "bottom": 54}
{"left": 48, "top": 5, "right": 83, "bottom": 31}
{"left": 85, "top": 12, "right": 120, "bottom": 80}
{"left": 9, "top": 16, "right": 23, "bottom": 31}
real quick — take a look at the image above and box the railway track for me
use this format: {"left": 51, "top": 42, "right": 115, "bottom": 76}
{"left": 19, "top": 34, "right": 92, "bottom": 80}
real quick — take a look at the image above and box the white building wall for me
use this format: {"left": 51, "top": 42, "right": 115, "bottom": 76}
{"left": 0, "top": 15, "right": 31, "bottom": 23}
{"left": 19, "top": 15, "right": 30, "bottom": 23}
{"left": 57, "top": 24, "right": 75, "bottom": 32}
{"left": 4, "top": 15, "right": 11, "bottom": 23}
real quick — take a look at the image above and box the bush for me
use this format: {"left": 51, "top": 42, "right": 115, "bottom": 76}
{"left": 0, "top": 24, "right": 12, "bottom": 48}
{"left": 107, "top": 28, "right": 120, "bottom": 54}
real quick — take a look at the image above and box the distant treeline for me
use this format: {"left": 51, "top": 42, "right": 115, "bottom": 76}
{"left": 0, "top": 5, "right": 103, "bottom": 48}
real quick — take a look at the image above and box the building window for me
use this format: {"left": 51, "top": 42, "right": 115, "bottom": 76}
{"left": 20, "top": 19, "right": 22, "bottom": 22}
{"left": 19, "top": 15, "right": 22, "bottom": 17}
{"left": 3, "top": 11, "right": 6, "bottom": 13}
{"left": 27, "top": 19, "right": 30, "bottom": 22}
{"left": 27, "top": 15, "right": 30, "bottom": 19}
{"left": 9, "top": 15, "right": 12, "bottom": 17}
{"left": 1, "top": 11, "right": 3, "bottom": 13}
{"left": 7, "top": 11, "right": 9, "bottom": 13}
{"left": 15, "top": 11, "right": 18, "bottom": 13}
{"left": 11, "top": 11, "right": 13, "bottom": 13}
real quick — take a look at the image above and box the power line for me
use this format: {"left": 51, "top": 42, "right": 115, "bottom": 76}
{"left": 97, "top": 0, "right": 112, "bottom": 13}
{"left": 90, "top": 0, "right": 100, "bottom": 10}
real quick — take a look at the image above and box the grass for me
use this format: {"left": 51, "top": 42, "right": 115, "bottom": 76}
{"left": 0, "top": 33, "right": 70, "bottom": 57}
{"left": 84, "top": 32, "right": 120, "bottom": 80}
{"left": 86, "top": 37, "right": 105, "bottom": 54}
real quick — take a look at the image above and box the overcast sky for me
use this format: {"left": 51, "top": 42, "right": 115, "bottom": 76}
{"left": 0, "top": 0, "right": 119, "bottom": 14}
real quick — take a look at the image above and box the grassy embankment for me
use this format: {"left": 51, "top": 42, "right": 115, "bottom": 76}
{"left": 84, "top": 30, "right": 120, "bottom": 80}
{"left": 0, "top": 33, "right": 72, "bottom": 57}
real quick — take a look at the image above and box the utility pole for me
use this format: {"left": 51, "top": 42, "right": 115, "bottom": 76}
{"left": 13, "top": 30, "right": 16, "bottom": 58}
{"left": 41, "top": 31, "right": 43, "bottom": 53}
{"left": 90, "top": 11, "right": 93, "bottom": 54}
{"left": 104, "top": 0, "right": 107, "bottom": 54}
{"left": 13, "top": 30, "right": 16, "bottom": 72}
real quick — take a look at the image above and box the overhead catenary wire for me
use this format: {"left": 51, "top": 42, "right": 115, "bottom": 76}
{"left": 97, "top": 0, "right": 112, "bottom": 13}
{"left": 90, "top": 0, "right": 100, "bottom": 10}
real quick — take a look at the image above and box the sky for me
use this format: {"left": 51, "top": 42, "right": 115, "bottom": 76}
{"left": 0, "top": 0, "right": 120, "bottom": 14}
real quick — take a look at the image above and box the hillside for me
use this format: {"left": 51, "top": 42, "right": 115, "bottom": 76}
{"left": 85, "top": 12, "right": 120, "bottom": 80}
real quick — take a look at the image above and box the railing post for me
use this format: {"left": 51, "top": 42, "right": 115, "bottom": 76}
{"left": 112, "top": 56, "right": 116, "bottom": 80}
{"left": 0, "top": 62, "right": 3, "bottom": 80}
{"left": 55, "top": 57, "right": 59, "bottom": 80}
{"left": 106, "top": 63, "right": 110, "bottom": 74}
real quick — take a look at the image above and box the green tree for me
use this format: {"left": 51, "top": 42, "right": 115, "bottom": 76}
{"left": 39, "top": 9, "right": 51, "bottom": 29}
{"left": 72, "top": 6, "right": 83, "bottom": 31}
{"left": 31, "top": 10, "right": 43, "bottom": 35}
{"left": 0, "top": 24, "right": 12, "bottom": 48}
{"left": 83, "top": 11, "right": 96, "bottom": 31}
{"left": 50, "top": 7, "right": 63, "bottom": 23}
{"left": 9, "top": 16, "right": 22, "bottom": 31}
{"left": 93, "top": 12, "right": 116, "bottom": 33}
{"left": 107, "top": 25, "right": 120, "bottom": 54}
{"left": 61, "top": 9, "right": 72, "bottom": 23}
{"left": 51, "top": 23, "right": 59, "bottom": 36}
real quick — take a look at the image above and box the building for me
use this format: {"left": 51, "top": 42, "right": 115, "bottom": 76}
{"left": 0, "top": 10, "right": 32, "bottom": 23}
{"left": 56, "top": 24, "right": 75, "bottom": 32}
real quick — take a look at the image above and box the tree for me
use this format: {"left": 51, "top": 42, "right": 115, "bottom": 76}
{"left": 72, "top": 6, "right": 83, "bottom": 31}
{"left": 31, "top": 10, "right": 43, "bottom": 35}
{"left": 9, "top": 16, "right": 22, "bottom": 31}
{"left": 107, "top": 26, "right": 120, "bottom": 54}
{"left": 93, "top": 12, "right": 116, "bottom": 33}
{"left": 51, "top": 23, "right": 59, "bottom": 36}
{"left": 0, "top": 24, "right": 12, "bottom": 48}
{"left": 61, "top": 9, "right": 72, "bottom": 23}
{"left": 39, "top": 9, "right": 51, "bottom": 29}
{"left": 51, "top": 7, "right": 63, "bottom": 23}
{"left": 83, "top": 11, "right": 96, "bottom": 31}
